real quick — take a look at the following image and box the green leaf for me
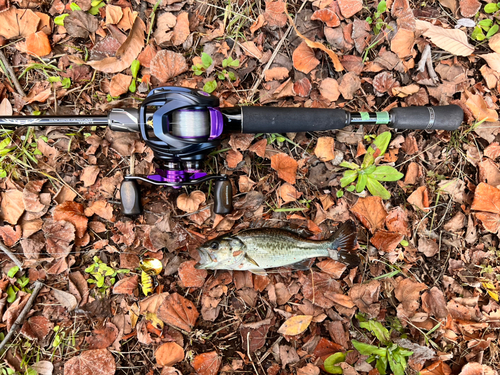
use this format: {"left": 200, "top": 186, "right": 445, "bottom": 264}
{"left": 373, "top": 131, "right": 391, "bottom": 156}
{"left": 340, "top": 170, "right": 358, "bottom": 187}
{"left": 17, "top": 276, "right": 30, "bottom": 288}
{"left": 88, "top": 1, "right": 105, "bottom": 15}
{"left": 87, "top": 279, "right": 96, "bottom": 284}
{"left": 360, "top": 320, "right": 391, "bottom": 345}
{"left": 0, "top": 169, "right": 6, "bottom": 178}
{"left": 346, "top": 185, "right": 355, "bottom": 192}
{"left": 97, "top": 275, "right": 105, "bottom": 288}
{"left": 48, "top": 76, "right": 61, "bottom": 83}
{"left": 487, "top": 24, "right": 499, "bottom": 38}
{"left": 364, "top": 165, "right": 377, "bottom": 175}
{"left": 129, "top": 79, "right": 137, "bottom": 93}
{"left": 91, "top": 0, "right": 102, "bottom": 6}
{"left": 0, "top": 137, "right": 10, "bottom": 151}
{"left": 484, "top": 3, "right": 500, "bottom": 13}
{"left": 356, "top": 173, "right": 367, "bottom": 193}
{"left": 61, "top": 77, "right": 71, "bottom": 89}
{"left": 203, "top": 80, "right": 217, "bottom": 94}
{"left": 53, "top": 334, "right": 61, "bottom": 348}
{"left": 472, "top": 26, "right": 486, "bottom": 41}
{"left": 192, "top": 64, "right": 204, "bottom": 75}
{"left": 370, "top": 165, "right": 404, "bottom": 181}
{"left": 339, "top": 161, "right": 360, "bottom": 170}
{"left": 376, "top": 355, "right": 388, "bottom": 375}
{"left": 69, "top": 2, "right": 81, "bottom": 11}
{"left": 377, "top": 0, "right": 387, "bottom": 13}
{"left": 230, "top": 59, "right": 240, "bottom": 67}
{"left": 54, "top": 13, "right": 69, "bottom": 26}
{"left": 400, "top": 239, "right": 409, "bottom": 246}
{"left": 6, "top": 285, "right": 16, "bottom": 303}
{"left": 366, "top": 176, "right": 391, "bottom": 199}
{"left": 336, "top": 190, "right": 344, "bottom": 198}
{"left": 222, "top": 58, "right": 229, "bottom": 68}
{"left": 7, "top": 266, "right": 19, "bottom": 278}
{"left": 130, "top": 59, "right": 141, "bottom": 78}
{"left": 352, "top": 340, "right": 387, "bottom": 356}
{"left": 201, "top": 52, "right": 213, "bottom": 69}
{"left": 324, "top": 352, "right": 346, "bottom": 374}
{"left": 228, "top": 71, "right": 237, "bottom": 81}
{"left": 388, "top": 351, "right": 405, "bottom": 375}
{"left": 366, "top": 16, "right": 373, "bottom": 24}
{"left": 217, "top": 72, "right": 225, "bottom": 80}
{"left": 479, "top": 19, "right": 493, "bottom": 29}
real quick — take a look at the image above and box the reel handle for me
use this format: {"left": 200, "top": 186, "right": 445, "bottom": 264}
{"left": 213, "top": 179, "right": 232, "bottom": 215}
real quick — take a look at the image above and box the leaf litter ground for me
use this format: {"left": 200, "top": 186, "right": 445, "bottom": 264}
{"left": 0, "top": 0, "right": 499, "bottom": 374}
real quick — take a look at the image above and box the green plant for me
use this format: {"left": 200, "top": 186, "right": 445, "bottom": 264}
{"left": 129, "top": 59, "right": 141, "bottom": 93}
{"left": 472, "top": 19, "right": 499, "bottom": 41}
{"left": 6, "top": 266, "right": 31, "bottom": 304}
{"left": 366, "top": 1, "right": 387, "bottom": 34}
{"left": 485, "top": 2, "right": 500, "bottom": 14}
{"left": 85, "top": 256, "right": 130, "bottom": 295}
{"left": 352, "top": 317, "right": 413, "bottom": 375}
{"left": 324, "top": 352, "right": 346, "bottom": 374}
{"left": 339, "top": 131, "right": 403, "bottom": 199}
{"left": 191, "top": 53, "right": 240, "bottom": 93}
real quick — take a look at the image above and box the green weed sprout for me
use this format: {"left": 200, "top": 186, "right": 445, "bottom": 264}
{"left": 366, "top": 1, "right": 387, "bottom": 34}
{"left": 472, "top": 19, "right": 499, "bottom": 41}
{"left": 352, "top": 317, "right": 413, "bottom": 375}
{"left": 339, "top": 131, "right": 403, "bottom": 199}
{"left": 85, "top": 256, "right": 129, "bottom": 295}
{"left": 192, "top": 52, "right": 240, "bottom": 93}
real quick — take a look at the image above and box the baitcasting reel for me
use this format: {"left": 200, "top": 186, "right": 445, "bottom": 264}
{"left": 0, "top": 86, "right": 464, "bottom": 215}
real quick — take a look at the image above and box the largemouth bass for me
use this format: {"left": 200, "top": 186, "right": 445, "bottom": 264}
{"left": 195, "top": 221, "right": 360, "bottom": 275}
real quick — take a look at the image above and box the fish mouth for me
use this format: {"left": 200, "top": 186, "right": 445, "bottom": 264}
{"left": 195, "top": 248, "right": 217, "bottom": 269}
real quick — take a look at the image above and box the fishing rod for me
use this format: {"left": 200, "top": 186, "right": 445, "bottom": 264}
{"left": 1, "top": 86, "right": 463, "bottom": 215}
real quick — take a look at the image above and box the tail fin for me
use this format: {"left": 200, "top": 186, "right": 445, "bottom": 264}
{"left": 328, "top": 221, "right": 360, "bottom": 267}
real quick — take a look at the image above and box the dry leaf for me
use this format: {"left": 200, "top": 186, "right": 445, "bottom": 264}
{"left": 392, "top": 84, "right": 420, "bottom": 97}
{"left": 293, "top": 77, "right": 312, "bottom": 97}
{"left": 156, "top": 342, "right": 184, "bottom": 367}
{"left": 319, "top": 78, "right": 340, "bottom": 102}
{"left": 407, "top": 186, "right": 430, "bottom": 212}
{"left": 317, "top": 259, "right": 347, "bottom": 278}
{"left": 277, "top": 315, "right": 313, "bottom": 335}
{"left": 311, "top": 8, "right": 340, "bottom": 27}
{"left": 176, "top": 191, "right": 205, "bottom": 213}
{"left": 85, "top": 322, "right": 118, "bottom": 349}
{"left": 43, "top": 219, "right": 75, "bottom": 259}
{"left": 52, "top": 288, "right": 78, "bottom": 311}
{"left": 351, "top": 196, "right": 388, "bottom": 233}
{"left": 415, "top": 19, "right": 474, "bottom": 56}
{"left": 459, "top": 0, "right": 481, "bottom": 18}
{"left": 85, "top": 200, "right": 114, "bottom": 220}
{"left": 25, "top": 31, "right": 51, "bottom": 57}
{"left": 265, "top": 66, "right": 289, "bottom": 81}
{"left": 471, "top": 183, "right": 500, "bottom": 214}
{"left": 109, "top": 74, "right": 132, "bottom": 97}
{"left": 482, "top": 53, "right": 500, "bottom": 73}
{"left": 64, "top": 349, "right": 116, "bottom": 375}
{"left": 0, "top": 225, "right": 22, "bottom": 247}
{"left": 53, "top": 201, "right": 88, "bottom": 239}
{"left": 264, "top": 0, "right": 287, "bottom": 28}
{"left": 292, "top": 41, "right": 319, "bottom": 74}
{"left": 157, "top": 293, "right": 199, "bottom": 332}
{"left": 465, "top": 94, "right": 498, "bottom": 122}
{"left": 150, "top": 50, "right": 188, "bottom": 82}
{"left": 0, "top": 8, "right": 40, "bottom": 39}
{"left": 112, "top": 275, "right": 139, "bottom": 295}
{"left": 226, "top": 149, "right": 243, "bottom": 169}
{"left": 1, "top": 190, "right": 25, "bottom": 225}
{"left": 489, "top": 34, "right": 500, "bottom": 54}
{"left": 271, "top": 153, "right": 298, "bottom": 184}
{"left": 249, "top": 139, "right": 267, "bottom": 158}
{"left": 391, "top": 28, "right": 415, "bottom": 58}
{"left": 438, "top": 0, "right": 457, "bottom": 14}
{"left": 278, "top": 183, "right": 302, "bottom": 204}
{"left": 65, "top": 11, "right": 98, "bottom": 39}
{"left": 229, "top": 134, "right": 254, "bottom": 151}
{"left": 339, "top": 72, "right": 361, "bottom": 100}
{"left": 178, "top": 260, "right": 207, "bottom": 288}
{"left": 23, "top": 180, "right": 47, "bottom": 213}
{"left": 459, "top": 363, "right": 496, "bottom": 375}
{"left": 106, "top": 5, "right": 123, "bottom": 24}
{"left": 192, "top": 351, "right": 222, "bottom": 375}
{"left": 337, "top": 0, "right": 363, "bottom": 18}
{"left": 370, "top": 230, "right": 404, "bottom": 252}
{"left": 20, "top": 315, "right": 53, "bottom": 341}
{"left": 314, "top": 137, "right": 335, "bottom": 162}
{"left": 171, "top": 12, "right": 189, "bottom": 46}
{"left": 81, "top": 165, "right": 100, "bottom": 187}
{"left": 0, "top": 98, "right": 12, "bottom": 116}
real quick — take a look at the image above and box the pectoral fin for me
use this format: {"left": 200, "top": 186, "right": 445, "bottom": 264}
{"left": 245, "top": 253, "right": 260, "bottom": 268}
{"left": 249, "top": 268, "right": 267, "bottom": 276}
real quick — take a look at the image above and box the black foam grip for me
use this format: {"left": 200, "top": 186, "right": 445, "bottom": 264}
{"left": 390, "top": 105, "right": 463, "bottom": 131}
{"left": 214, "top": 180, "right": 232, "bottom": 214}
{"left": 241, "top": 107, "right": 348, "bottom": 133}
{"left": 120, "top": 180, "right": 142, "bottom": 215}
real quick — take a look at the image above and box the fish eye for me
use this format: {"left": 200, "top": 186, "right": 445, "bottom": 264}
{"left": 210, "top": 242, "right": 219, "bottom": 250}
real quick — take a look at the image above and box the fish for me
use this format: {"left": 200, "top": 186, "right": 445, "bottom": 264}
{"left": 195, "top": 220, "right": 360, "bottom": 275}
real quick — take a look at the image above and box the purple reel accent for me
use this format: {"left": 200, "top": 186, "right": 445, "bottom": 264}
{"left": 147, "top": 169, "right": 208, "bottom": 189}
{"left": 209, "top": 108, "right": 223, "bottom": 140}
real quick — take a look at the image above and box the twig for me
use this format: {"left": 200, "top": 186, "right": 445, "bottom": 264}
{"left": 0, "top": 241, "right": 23, "bottom": 270}
{"left": 417, "top": 44, "right": 439, "bottom": 84}
{"left": 0, "top": 50, "right": 26, "bottom": 97}
{"left": 0, "top": 281, "right": 43, "bottom": 353}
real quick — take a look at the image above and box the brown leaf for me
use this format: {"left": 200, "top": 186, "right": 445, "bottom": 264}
{"left": 271, "top": 153, "right": 298, "bottom": 184}
{"left": 338, "top": 72, "right": 361, "bottom": 100}
{"left": 157, "top": 293, "right": 199, "bottom": 332}
{"left": 392, "top": 84, "right": 420, "bottom": 97}
{"left": 139, "top": 292, "right": 169, "bottom": 315}
{"left": 415, "top": 20, "right": 474, "bottom": 56}
{"left": 249, "top": 139, "right": 267, "bottom": 158}
{"left": 192, "top": 351, "right": 222, "bottom": 375}
{"left": 278, "top": 315, "right": 313, "bottom": 336}
{"left": 370, "top": 230, "right": 404, "bottom": 252}
{"left": 264, "top": 0, "right": 287, "bottom": 28}
{"left": 418, "top": 237, "right": 439, "bottom": 257}
{"left": 43, "top": 219, "right": 75, "bottom": 259}
{"left": 238, "top": 176, "right": 256, "bottom": 193}
{"left": 229, "top": 134, "right": 254, "bottom": 151}
{"left": 421, "top": 287, "right": 448, "bottom": 320}
{"left": 337, "top": 0, "right": 362, "bottom": 18}
{"left": 484, "top": 142, "right": 500, "bottom": 160}
{"left": 150, "top": 50, "right": 188, "bottom": 82}
{"left": 25, "top": 31, "right": 51, "bottom": 57}
{"left": 351, "top": 196, "right": 387, "bottom": 233}
{"left": 20, "top": 315, "right": 53, "bottom": 341}
{"left": 319, "top": 78, "right": 340, "bottom": 102}
{"left": 0, "top": 225, "right": 22, "bottom": 247}
{"left": 176, "top": 191, "right": 205, "bottom": 213}
{"left": 459, "top": 0, "right": 481, "bottom": 18}
{"left": 106, "top": 4, "right": 123, "bottom": 24}
{"left": 385, "top": 207, "right": 409, "bottom": 235}
{"left": 407, "top": 186, "right": 430, "bottom": 212}
{"left": 226, "top": 149, "right": 243, "bottom": 169}
{"left": 293, "top": 77, "right": 312, "bottom": 97}
{"left": 250, "top": 14, "right": 266, "bottom": 34}
{"left": 86, "top": 17, "right": 145, "bottom": 73}
{"left": 0, "top": 8, "right": 40, "bottom": 39}
{"left": 156, "top": 342, "right": 184, "bottom": 367}
{"left": 239, "top": 318, "right": 272, "bottom": 351}
{"left": 472, "top": 183, "right": 500, "bottom": 214}
{"left": 489, "top": 34, "right": 500, "bottom": 54}
{"left": 65, "top": 10, "right": 98, "bottom": 39}
{"left": 297, "top": 364, "right": 320, "bottom": 375}
{"left": 81, "top": 165, "right": 100, "bottom": 187}
{"left": 21, "top": 236, "right": 44, "bottom": 259}
{"left": 311, "top": 8, "right": 340, "bottom": 27}
{"left": 394, "top": 277, "right": 427, "bottom": 317}
{"left": 241, "top": 41, "right": 263, "bottom": 59}
{"left": 265, "top": 66, "right": 289, "bottom": 81}
{"left": 64, "top": 349, "right": 116, "bottom": 375}
{"left": 390, "top": 28, "right": 415, "bottom": 58}
{"left": 465, "top": 93, "right": 498, "bottom": 122}
{"left": 112, "top": 275, "right": 138, "bottom": 295}
{"left": 23, "top": 180, "right": 47, "bottom": 213}
{"left": 86, "top": 322, "right": 118, "bottom": 350}
{"left": 109, "top": 74, "right": 132, "bottom": 97}
{"left": 373, "top": 71, "right": 398, "bottom": 94}
{"left": 314, "top": 136, "right": 335, "bottom": 162}
{"left": 171, "top": 12, "right": 189, "bottom": 46}
{"left": 69, "top": 271, "right": 89, "bottom": 306}
{"left": 316, "top": 259, "right": 346, "bottom": 278}
{"left": 278, "top": 183, "right": 302, "bottom": 204}
{"left": 1, "top": 190, "right": 25, "bottom": 225}
{"left": 84, "top": 200, "right": 114, "bottom": 220}
{"left": 292, "top": 41, "right": 319, "bottom": 74}
{"left": 53, "top": 201, "right": 88, "bottom": 239}
{"left": 301, "top": 272, "right": 341, "bottom": 309}
{"left": 178, "top": 260, "right": 207, "bottom": 288}
{"left": 458, "top": 363, "right": 496, "bottom": 375}
{"left": 420, "top": 361, "right": 452, "bottom": 375}
{"left": 404, "top": 162, "right": 421, "bottom": 184}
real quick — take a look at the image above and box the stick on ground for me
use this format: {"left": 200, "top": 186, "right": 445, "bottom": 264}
{"left": 0, "top": 241, "right": 23, "bottom": 271}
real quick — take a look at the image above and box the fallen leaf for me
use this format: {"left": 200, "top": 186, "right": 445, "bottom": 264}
{"left": 265, "top": 66, "right": 289, "bottom": 81}
{"left": 415, "top": 19, "right": 474, "bottom": 56}
{"left": 489, "top": 34, "right": 500, "bottom": 54}
{"left": 81, "top": 165, "right": 100, "bottom": 187}
{"left": 157, "top": 293, "right": 199, "bottom": 332}
{"left": 31, "top": 361, "right": 54, "bottom": 375}
{"left": 316, "top": 259, "right": 347, "bottom": 278}
{"left": 112, "top": 275, "right": 139, "bottom": 295}
{"left": 319, "top": 78, "right": 340, "bottom": 102}
{"left": 150, "top": 50, "right": 188, "bottom": 82}
{"left": 391, "top": 28, "right": 415, "bottom": 58}
{"left": 52, "top": 288, "right": 78, "bottom": 311}
{"left": 278, "top": 183, "right": 302, "bottom": 204}
{"left": 297, "top": 364, "right": 320, "bottom": 375}
{"left": 373, "top": 71, "right": 398, "bottom": 94}
{"left": 249, "top": 139, "right": 267, "bottom": 158}
{"left": 314, "top": 137, "right": 335, "bottom": 162}
{"left": 392, "top": 84, "right": 420, "bottom": 97}
{"left": 394, "top": 277, "right": 427, "bottom": 318}
{"left": 1, "top": 190, "right": 25, "bottom": 225}
{"left": 240, "top": 319, "right": 272, "bottom": 352}
{"left": 293, "top": 77, "right": 312, "bottom": 97}
{"left": 250, "top": 14, "right": 266, "bottom": 34}
{"left": 350, "top": 280, "right": 381, "bottom": 317}
{"left": 421, "top": 287, "right": 449, "bottom": 320}
{"left": 0, "top": 98, "right": 12, "bottom": 116}
{"left": 271, "top": 153, "right": 298, "bottom": 184}
{"left": 311, "top": 8, "right": 340, "bottom": 27}
{"left": 171, "top": 12, "right": 189, "bottom": 46}
{"left": 420, "top": 360, "right": 452, "bottom": 375}
{"left": 385, "top": 207, "right": 409, "bottom": 235}
{"left": 106, "top": 4, "right": 123, "bottom": 24}
{"left": 109, "top": 74, "right": 132, "bottom": 97}
{"left": 407, "top": 186, "right": 430, "bottom": 212}
{"left": 351, "top": 196, "right": 387, "bottom": 233}
{"left": 458, "top": 363, "right": 496, "bottom": 375}
{"left": 65, "top": 10, "right": 98, "bottom": 39}
{"left": 139, "top": 292, "right": 169, "bottom": 315}
{"left": 43, "top": 219, "right": 75, "bottom": 259}
{"left": 86, "top": 322, "right": 118, "bottom": 349}
{"left": 229, "top": 134, "right": 254, "bottom": 151}
{"left": 20, "top": 315, "right": 53, "bottom": 341}
{"left": 84, "top": 200, "right": 114, "bottom": 220}
{"left": 238, "top": 176, "right": 256, "bottom": 193}
{"left": 0, "top": 8, "right": 40, "bottom": 39}
{"left": 192, "top": 351, "right": 222, "bottom": 375}
{"left": 280, "top": 345, "right": 300, "bottom": 368}
{"left": 156, "top": 342, "right": 184, "bottom": 367}
{"left": 338, "top": 72, "right": 361, "bottom": 100}
{"left": 226, "top": 149, "right": 243, "bottom": 169}
{"left": 292, "top": 41, "right": 320, "bottom": 74}
{"left": 418, "top": 237, "right": 439, "bottom": 257}
{"left": 178, "top": 260, "right": 207, "bottom": 288}
{"left": 465, "top": 93, "right": 498, "bottom": 122}
{"left": 484, "top": 142, "right": 500, "bottom": 160}
{"left": 337, "top": 0, "right": 363, "bottom": 18}
{"left": 459, "top": 0, "right": 481, "bottom": 18}
{"left": 301, "top": 272, "right": 341, "bottom": 309}
{"left": 482, "top": 53, "right": 500, "bottom": 73}
{"left": 25, "top": 31, "right": 51, "bottom": 57}
{"left": 264, "top": 0, "right": 287, "bottom": 28}
{"left": 370, "top": 230, "right": 404, "bottom": 252}
{"left": 471, "top": 182, "right": 500, "bottom": 214}
{"left": 23, "top": 180, "right": 47, "bottom": 213}
{"left": 177, "top": 191, "right": 205, "bottom": 213}
{"left": 86, "top": 17, "right": 145, "bottom": 73}
{"left": 53, "top": 201, "right": 88, "bottom": 239}
{"left": 64, "top": 349, "right": 116, "bottom": 375}
{"left": 277, "top": 315, "right": 313, "bottom": 336}
{"left": 0, "top": 225, "right": 21, "bottom": 247}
